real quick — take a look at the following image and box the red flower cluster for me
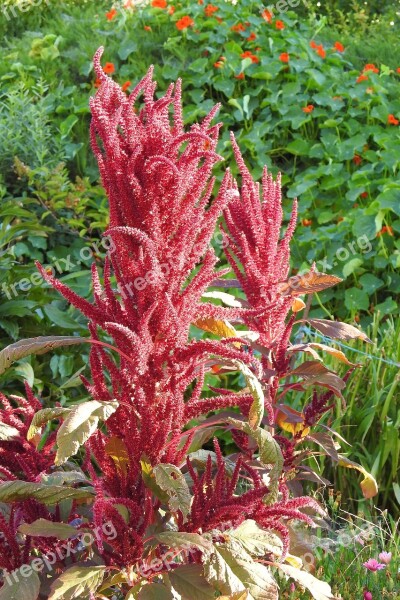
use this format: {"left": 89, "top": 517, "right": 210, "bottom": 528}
{"left": 240, "top": 50, "right": 259, "bottom": 63}
{"left": 176, "top": 15, "right": 194, "bottom": 30}
{"left": 280, "top": 52, "right": 289, "bottom": 63}
{"left": 204, "top": 4, "right": 218, "bottom": 17}
{"left": 310, "top": 40, "right": 326, "bottom": 58}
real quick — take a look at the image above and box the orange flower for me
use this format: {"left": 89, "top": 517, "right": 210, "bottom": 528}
{"left": 356, "top": 74, "right": 368, "bottom": 83}
{"left": 302, "top": 104, "right": 314, "bottom": 113}
{"left": 121, "top": 81, "right": 131, "bottom": 92}
{"left": 275, "top": 20, "right": 285, "bottom": 30}
{"left": 151, "top": 0, "right": 167, "bottom": 7}
{"left": 363, "top": 63, "right": 379, "bottom": 73}
{"left": 360, "top": 192, "right": 368, "bottom": 199}
{"left": 176, "top": 15, "right": 194, "bottom": 30}
{"left": 168, "top": 5, "right": 175, "bottom": 14}
{"left": 262, "top": 9, "right": 273, "bottom": 22}
{"left": 231, "top": 22, "right": 246, "bottom": 32}
{"left": 94, "top": 78, "right": 102, "bottom": 88}
{"left": 103, "top": 62, "right": 115, "bottom": 74}
{"left": 397, "top": 67, "right": 400, "bottom": 74}
{"left": 377, "top": 225, "right": 394, "bottom": 237}
{"left": 302, "top": 219, "right": 312, "bottom": 227}
{"left": 204, "top": 4, "right": 218, "bottom": 17}
{"left": 214, "top": 61, "right": 224, "bottom": 68}
{"left": 240, "top": 51, "right": 259, "bottom": 64}
{"left": 388, "top": 114, "right": 399, "bottom": 125}
{"left": 310, "top": 40, "right": 318, "bottom": 49}
{"left": 235, "top": 72, "right": 245, "bottom": 79}
{"left": 106, "top": 8, "right": 117, "bottom": 21}
{"left": 198, "top": 0, "right": 204, "bottom": 3}
{"left": 279, "top": 52, "right": 289, "bottom": 63}
{"left": 334, "top": 41, "right": 344, "bottom": 52}
{"left": 247, "top": 32, "right": 257, "bottom": 41}
{"left": 144, "top": 25, "right": 152, "bottom": 31}
{"left": 316, "top": 44, "right": 326, "bottom": 58}
{"left": 353, "top": 154, "right": 362, "bottom": 165}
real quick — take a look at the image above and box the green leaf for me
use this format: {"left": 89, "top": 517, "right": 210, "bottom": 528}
{"left": 342, "top": 258, "right": 363, "bottom": 278}
{"left": 376, "top": 188, "right": 400, "bottom": 215}
{"left": 0, "top": 481, "right": 94, "bottom": 504}
{"left": 153, "top": 464, "right": 191, "bottom": 520}
{"left": 0, "top": 336, "right": 87, "bottom": 376}
{"left": 18, "top": 518, "right": 77, "bottom": 540}
{"left": 230, "top": 360, "right": 264, "bottom": 429}
{"left": 118, "top": 38, "right": 138, "bottom": 60}
{"left": 48, "top": 566, "right": 106, "bottom": 600}
{"left": 227, "top": 418, "right": 283, "bottom": 484}
{"left": 226, "top": 520, "right": 283, "bottom": 558}
{"left": 59, "top": 115, "right": 78, "bottom": 138}
{"left": 55, "top": 400, "right": 119, "bottom": 465}
{"left": 359, "top": 274, "right": 384, "bottom": 294}
{"left": 203, "top": 540, "right": 278, "bottom": 599}
{"left": 169, "top": 564, "right": 216, "bottom": 599}
{"left": 344, "top": 287, "right": 369, "bottom": 311}
{"left": 136, "top": 584, "right": 174, "bottom": 600}
{"left": 155, "top": 532, "right": 213, "bottom": 554}
{"left": 0, "top": 569, "right": 40, "bottom": 600}
{"left": 285, "top": 139, "right": 311, "bottom": 156}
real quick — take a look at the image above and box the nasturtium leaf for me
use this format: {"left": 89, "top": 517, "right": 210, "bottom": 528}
{"left": 0, "top": 481, "right": 94, "bottom": 504}
{"left": 0, "top": 569, "right": 40, "bottom": 600}
{"left": 153, "top": 464, "right": 191, "bottom": 520}
{"left": 48, "top": 566, "right": 106, "bottom": 600}
{"left": 169, "top": 564, "right": 216, "bottom": 599}
{"left": 338, "top": 456, "right": 378, "bottom": 498}
{"left": 344, "top": 287, "right": 369, "bottom": 311}
{"left": 0, "top": 336, "right": 87, "bottom": 376}
{"left": 55, "top": 400, "right": 118, "bottom": 465}
{"left": 359, "top": 273, "right": 384, "bottom": 294}
{"left": 18, "top": 518, "right": 77, "bottom": 540}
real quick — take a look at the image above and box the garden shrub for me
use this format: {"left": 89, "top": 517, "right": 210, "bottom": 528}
{"left": 0, "top": 47, "right": 377, "bottom": 599}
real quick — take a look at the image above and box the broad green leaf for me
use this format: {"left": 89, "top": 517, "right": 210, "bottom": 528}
{"left": 344, "top": 287, "right": 369, "bottom": 312}
{"left": 225, "top": 520, "right": 283, "bottom": 558}
{"left": 48, "top": 566, "right": 106, "bottom": 600}
{"left": 169, "top": 564, "right": 216, "bottom": 599}
{"left": 55, "top": 400, "right": 118, "bottom": 465}
{"left": 203, "top": 541, "right": 278, "bottom": 599}
{"left": 18, "top": 518, "right": 77, "bottom": 540}
{"left": 0, "top": 569, "right": 40, "bottom": 600}
{"left": 230, "top": 360, "right": 264, "bottom": 429}
{"left": 0, "top": 336, "right": 87, "bottom": 376}
{"left": 274, "top": 564, "right": 334, "bottom": 600}
{"left": 155, "top": 531, "right": 213, "bottom": 554}
{"left": 0, "top": 481, "right": 94, "bottom": 504}
{"left": 136, "top": 584, "right": 175, "bottom": 600}
{"left": 153, "top": 464, "right": 191, "bottom": 520}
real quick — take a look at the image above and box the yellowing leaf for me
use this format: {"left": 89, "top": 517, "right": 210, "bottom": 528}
{"left": 104, "top": 436, "right": 129, "bottom": 475}
{"left": 276, "top": 406, "right": 310, "bottom": 437}
{"left": 291, "top": 298, "right": 306, "bottom": 313}
{"left": 285, "top": 554, "right": 303, "bottom": 569}
{"left": 27, "top": 407, "right": 70, "bottom": 442}
{"left": 274, "top": 564, "right": 334, "bottom": 600}
{"left": 278, "top": 271, "right": 342, "bottom": 296}
{"left": 195, "top": 318, "right": 237, "bottom": 339}
{"left": 338, "top": 456, "right": 378, "bottom": 498}
{"left": 0, "top": 480, "right": 94, "bottom": 505}
{"left": 230, "top": 360, "right": 265, "bottom": 430}
{"left": 153, "top": 463, "right": 191, "bottom": 521}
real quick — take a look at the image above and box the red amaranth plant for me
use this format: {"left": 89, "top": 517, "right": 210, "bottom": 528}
{"left": 0, "top": 48, "right": 374, "bottom": 599}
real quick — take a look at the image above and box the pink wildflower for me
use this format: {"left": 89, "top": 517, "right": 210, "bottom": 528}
{"left": 363, "top": 558, "right": 386, "bottom": 572}
{"left": 378, "top": 551, "right": 392, "bottom": 564}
